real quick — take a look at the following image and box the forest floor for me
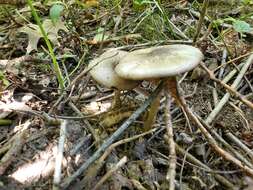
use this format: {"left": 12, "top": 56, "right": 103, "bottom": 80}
{"left": 0, "top": 0, "right": 253, "bottom": 190}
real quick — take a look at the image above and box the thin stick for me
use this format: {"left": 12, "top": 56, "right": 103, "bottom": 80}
{"left": 204, "top": 53, "right": 253, "bottom": 124}
{"left": 164, "top": 91, "right": 176, "bottom": 190}
{"left": 222, "top": 62, "right": 244, "bottom": 84}
{"left": 178, "top": 95, "right": 253, "bottom": 177}
{"left": 218, "top": 48, "right": 227, "bottom": 79}
{"left": 92, "top": 156, "right": 127, "bottom": 190}
{"left": 153, "top": 2, "right": 189, "bottom": 40}
{"left": 76, "top": 128, "right": 159, "bottom": 190}
{"left": 201, "top": 63, "right": 253, "bottom": 110}
{"left": 166, "top": 78, "right": 253, "bottom": 176}
{"left": 193, "top": 0, "right": 209, "bottom": 45}
{"left": 60, "top": 82, "right": 164, "bottom": 189}
{"left": 131, "top": 179, "right": 148, "bottom": 190}
{"left": 197, "top": 116, "right": 253, "bottom": 168}
{"left": 213, "top": 52, "right": 252, "bottom": 72}
{"left": 68, "top": 101, "right": 98, "bottom": 143}
{"left": 176, "top": 144, "right": 236, "bottom": 189}
{"left": 225, "top": 132, "right": 253, "bottom": 160}
{"left": 179, "top": 145, "right": 192, "bottom": 190}
{"left": 53, "top": 120, "right": 67, "bottom": 190}
{"left": 99, "top": 128, "right": 158, "bottom": 164}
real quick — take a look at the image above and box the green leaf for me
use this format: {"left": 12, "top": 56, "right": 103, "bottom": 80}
{"left": 241, "top": 0, "right": 253, "bottom": 5}
{"left": 233, "top": 20, "right": 252, "bottom": 33}
{"left": 50, "top": 4, "right": 64, "bottom": 24}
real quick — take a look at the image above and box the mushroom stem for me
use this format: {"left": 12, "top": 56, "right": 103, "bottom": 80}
{"left": 143, "top": 91, "right": 161, "bottom": 131}
{"left": 165, "top": 77, "right": 182, "bottom": 106}
{"left": 143, "top": 77, "right": 182, "bottom": 132}
{"left": 111, "top": 90, "right": 121, "bottom": 109}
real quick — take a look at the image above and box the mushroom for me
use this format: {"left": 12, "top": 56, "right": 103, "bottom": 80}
{"left": 88, "top": 49, "right": 140, "bottom": 108}
{"left": 115, "top": 44, "right": 203, "bottom": 130}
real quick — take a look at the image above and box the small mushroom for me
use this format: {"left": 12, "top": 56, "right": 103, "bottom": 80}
{"left": 115, "top": 44, "right": 203, "bottom": 130}
{"left": 88, "top": 49, "right": 140, "bottom": 108}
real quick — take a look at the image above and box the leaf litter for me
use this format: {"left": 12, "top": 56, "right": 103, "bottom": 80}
{"left": 0, "top": 1, "right": 253, "bottom": 190}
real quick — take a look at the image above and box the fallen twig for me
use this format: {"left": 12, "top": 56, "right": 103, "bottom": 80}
{"left": 177, "top": 94, "right": 253, "bottom": 177}
{"left": 61, "top": 82, "right": 164, "bottom": 189}
{"left": 92, "top": 156, "right": 128, "bottom": 190}
{"left": 164, "top": 91, "right": 176, "bottom": 190}
{"left": 75, "top": 128, "right": 159, "bottom": 190}
{"left": 130, "top": 179, "right": 148, "bottom": 190}
{"left": 68, "top": 101, "right": 99, "bottom": 144}
{"left": 201, "top": 63, "right": 253, "bottom": 111}
{"left": 213, "top": 52, "right": 252, "bottom": 72}
{"left": 197, "top": 116, "right": 253, "bottom": 168}
{"left": 204, "top": 52, "right": 253, "bottom": 124}
{"left": 53, "top": 120, "right": 67, "bottom": 190}
{"left": 225, "top": 132, "right": 253, "bottom": 160}
{"left": 176, "top": 144, "right": 236, "bottom": 189}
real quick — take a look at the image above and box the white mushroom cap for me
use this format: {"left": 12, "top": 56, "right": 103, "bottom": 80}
{"left": 88, "top": 49, "right": 140, "bottom": 90}
{"left": 115, "top": 45, "right": 203, "bottom": 80}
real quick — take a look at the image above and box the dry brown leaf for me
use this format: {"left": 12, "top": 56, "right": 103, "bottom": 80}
{"left": 19, "top": 19, "right": 68, "bottom": 54}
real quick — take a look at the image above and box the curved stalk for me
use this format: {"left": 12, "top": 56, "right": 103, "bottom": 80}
{"left": 143, "top": 91, "right": 161, "bottom": 131}
{"left": 111, "top": 90, "right": 121, "bottom": 109}
{"left": 27, "top": 0, "right": 65, "bottom": 91}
